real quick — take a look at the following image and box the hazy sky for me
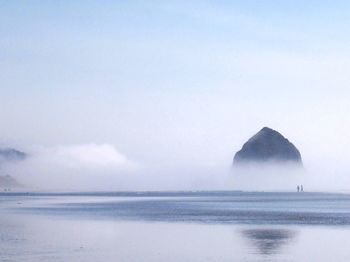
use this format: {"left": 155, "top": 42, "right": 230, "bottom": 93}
{"left": 1, "top": 1, "right": 350, "bottom": 190}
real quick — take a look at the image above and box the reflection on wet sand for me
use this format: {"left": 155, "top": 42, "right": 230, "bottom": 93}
{"left": 242, "top": 228, "right": 297, "bottom": 255}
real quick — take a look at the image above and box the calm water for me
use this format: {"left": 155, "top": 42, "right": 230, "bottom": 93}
{"left": 1, "top": 191, "right": 350, "bottom": 261}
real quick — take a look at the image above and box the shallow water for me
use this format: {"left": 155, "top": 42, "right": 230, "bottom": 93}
{"left": 1, "top": 191, "right": 350, "bottom": 261}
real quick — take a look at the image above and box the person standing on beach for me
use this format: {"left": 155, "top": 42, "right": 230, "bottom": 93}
{"left": 297, "top": 185, "right": 300, "bottom": 192}
{"left": 301, "top": 185, "right": 303, "bottom": 192}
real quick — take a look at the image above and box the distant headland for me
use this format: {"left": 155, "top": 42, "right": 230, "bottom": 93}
{"left": 0, "top": 148, "right": 27, "bottom": 190}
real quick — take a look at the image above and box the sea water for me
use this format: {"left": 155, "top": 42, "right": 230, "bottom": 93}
{"left": 1, "top": 191, "right": 350, "bottom": 261}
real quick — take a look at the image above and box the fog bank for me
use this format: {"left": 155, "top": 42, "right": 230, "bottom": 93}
{"left": 1, "top": 144, "right": 350, "bottom": 192}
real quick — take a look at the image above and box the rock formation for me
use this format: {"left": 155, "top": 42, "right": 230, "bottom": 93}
{"left": 233, "top": 127, "right": 302, "bottom": 165}
{"left": 0, "top": 148, "right": 27, "bottom": 162}
{"left": 0, "top": 175, "right": 22, "bottom": 189}
{"left": 0, "top": 148, "right": 27, "bottom": 189}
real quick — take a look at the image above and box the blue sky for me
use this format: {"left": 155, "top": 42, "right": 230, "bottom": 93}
{"left": 1, "top": 1, "right": 350, "bottom": 172}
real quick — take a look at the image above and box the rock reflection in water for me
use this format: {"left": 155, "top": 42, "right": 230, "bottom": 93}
{"left": 242, "top": 228, "right": 296, "bottom": 255}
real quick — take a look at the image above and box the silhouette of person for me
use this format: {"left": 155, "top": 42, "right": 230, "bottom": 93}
{"left": 297, "top": 185, "right": 300, "bottom": 192}
{"left": 301, "top": 185, "right": 303, "bottom": 192}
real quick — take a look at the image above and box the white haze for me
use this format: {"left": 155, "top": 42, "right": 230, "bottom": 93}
{"left": 3, "top": 144, "right": 136, "bottom": 191}
{"left": 1, "top": 143, "right": 350, "bottom": 192}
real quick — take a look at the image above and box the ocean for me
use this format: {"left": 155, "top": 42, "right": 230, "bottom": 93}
{"left": 1, "top": 191, "right": 350, "bottom": 261}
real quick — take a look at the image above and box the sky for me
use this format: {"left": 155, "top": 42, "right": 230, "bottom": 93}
{"left": 1, "top": 1, "right": 350, "bottom": 190}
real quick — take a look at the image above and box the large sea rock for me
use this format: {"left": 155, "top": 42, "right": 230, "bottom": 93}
{"left": 233, "top": 127, "right": 302, "bottom": 165}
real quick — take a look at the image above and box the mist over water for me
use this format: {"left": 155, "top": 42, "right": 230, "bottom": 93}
{"left": 2, "top": 147, "right": 350, "bottom": 192}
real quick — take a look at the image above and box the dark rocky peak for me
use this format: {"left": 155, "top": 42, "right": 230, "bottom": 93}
{"left": 233, "top": 127, "right": 302, "bottom": 165}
